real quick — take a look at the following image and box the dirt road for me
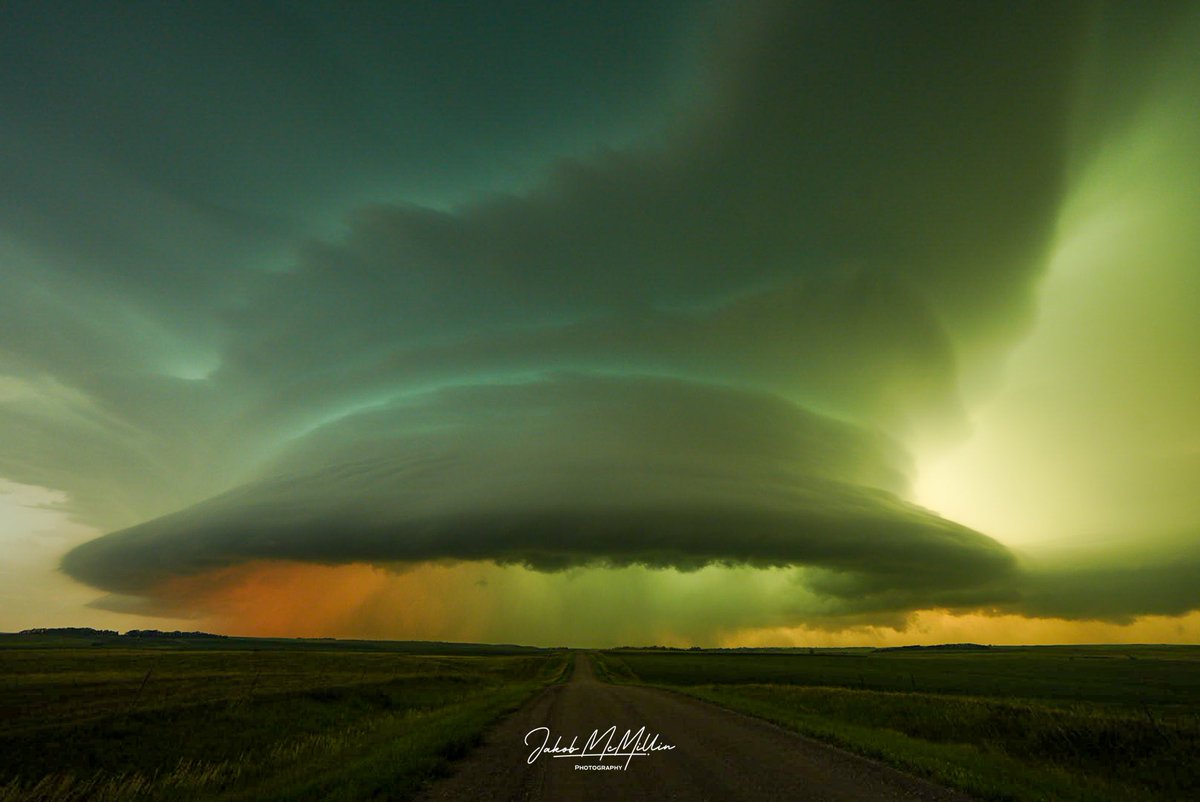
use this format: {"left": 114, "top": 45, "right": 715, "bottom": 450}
{"left": 413, "top": 653, "right": 974, "bottom": 801}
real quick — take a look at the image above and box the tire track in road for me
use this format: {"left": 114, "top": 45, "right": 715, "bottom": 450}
{"left": 414, "top": 653, "right": 975, "bottom": 801}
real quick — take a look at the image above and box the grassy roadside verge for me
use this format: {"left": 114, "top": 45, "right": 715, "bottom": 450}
{"left": 231, "top": 651, "right": 569, "bottom": 800}
{"left": 1, "top": 649, "right": 569, "bottom": 802}
{"left": 594, "top": 651, "right": 1196, "bottom": 801}
{"left": 214, "top": 679, "right": 548, "bottom": 802}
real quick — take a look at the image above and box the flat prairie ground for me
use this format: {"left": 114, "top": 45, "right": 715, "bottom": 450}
{"left": 597, "top": 645, "right": 1200, "bottom": 801}
{"left": 0, "top": 635, "right": 567, "bottom": 802}
{"left": 5, "top": 639, "right": 1197, "bottom": 801}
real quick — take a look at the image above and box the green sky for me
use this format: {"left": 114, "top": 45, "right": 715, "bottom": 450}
{"left": 2, "top": 1, "right": 1198, "bottom": 645}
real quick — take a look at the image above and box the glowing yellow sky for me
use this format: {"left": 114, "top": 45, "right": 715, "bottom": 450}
{"left": 914, "top": 23, "right": 1200, "bottom": 553}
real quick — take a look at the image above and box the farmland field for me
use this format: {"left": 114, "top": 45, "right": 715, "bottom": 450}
{"left": 597, "top": 645, "right": 1200, "bottom": 801}
{"left": 0, "top": 634, "right": 567, "bottom": 801}
{"left": 5, "top": 636, "right": 1196, "bottom": 802}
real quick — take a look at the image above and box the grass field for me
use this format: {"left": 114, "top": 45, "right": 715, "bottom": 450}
{"left": 0, "top": 634, "right": 568, "bottom": 801}
{"left": 7, "top": 636, "right": 1196, "bottom": 801}
{"left": 596, "top": 645, "right": 1200, "bottom": 801}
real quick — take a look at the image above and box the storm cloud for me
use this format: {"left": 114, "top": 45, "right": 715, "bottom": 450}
{"left": 61, "top": 376, "right": 1018, "bottom": 614}
{"left": 0, "top": 1, "right": 1197, "bottom": 637}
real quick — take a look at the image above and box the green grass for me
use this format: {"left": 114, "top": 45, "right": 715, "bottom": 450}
{"left": 604, "top": 645, "right": 1200, "bottom": 707}
{"left": 597, "top": 646, "right": 1200, "bottom": 801}
{"left": 0, "top": 642, "right": 567, "bottom": 801}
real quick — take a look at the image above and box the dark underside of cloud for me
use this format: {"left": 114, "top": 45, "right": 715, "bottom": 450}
{"left": 1014, "top": 543, "right": 1200, "bottom": 622}
{"left": 62, "top": 376, "right": 1018, "bottom": 617}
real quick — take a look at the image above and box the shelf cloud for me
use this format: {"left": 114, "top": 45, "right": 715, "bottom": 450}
{"left": 0, "top": 1, "right": 1196, "bottom": 641}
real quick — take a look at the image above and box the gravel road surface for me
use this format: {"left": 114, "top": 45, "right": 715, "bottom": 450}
{"left": 413, "top": 653, "right": 975, "bottom": 801}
